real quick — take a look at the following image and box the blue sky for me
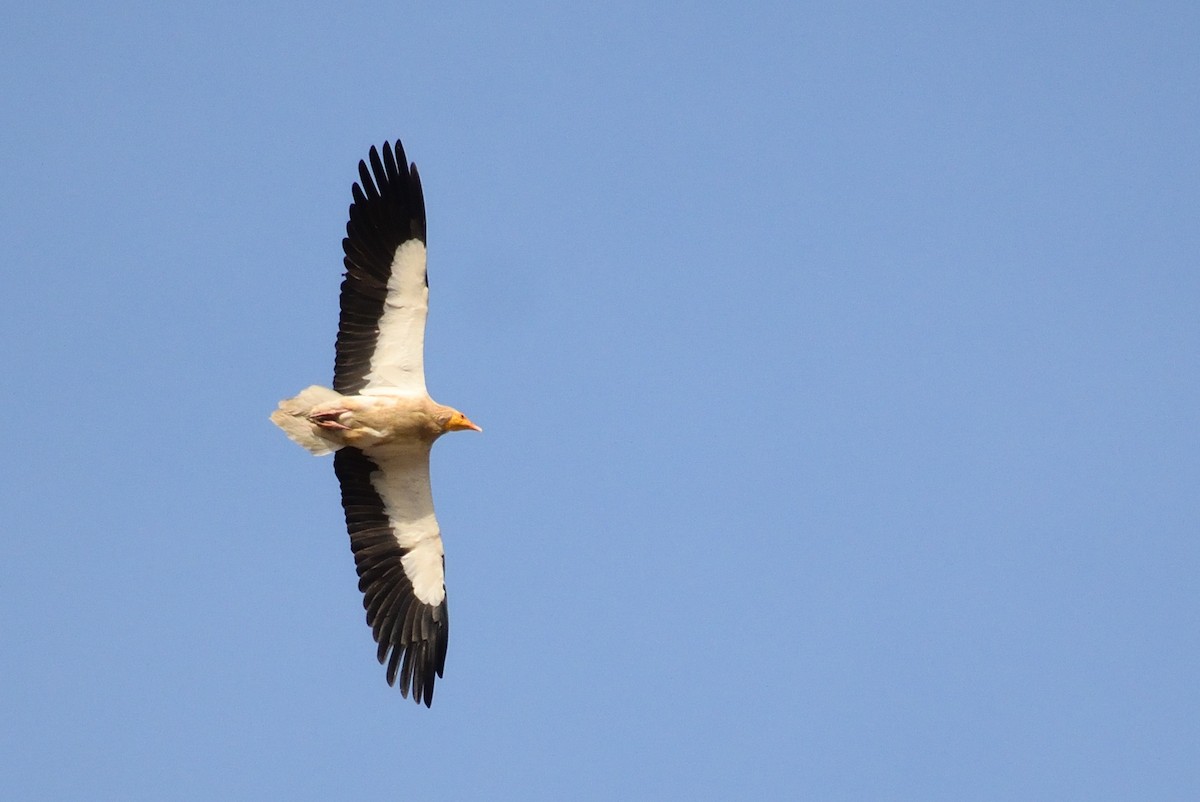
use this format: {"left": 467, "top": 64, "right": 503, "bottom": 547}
{"left": 3, "top": 2, "right": 1198, "bottom": 799}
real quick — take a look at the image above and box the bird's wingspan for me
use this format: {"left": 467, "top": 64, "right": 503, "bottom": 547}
{"left": 334, "top": 140, "right": 429, "bottom": 397}
{"left": 334, "top": 444, "right": 449, "bottom": 706}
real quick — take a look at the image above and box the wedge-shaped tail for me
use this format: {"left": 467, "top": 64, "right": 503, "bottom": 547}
{"left": 270, "top": 384, "right": 346, "bottom": 455}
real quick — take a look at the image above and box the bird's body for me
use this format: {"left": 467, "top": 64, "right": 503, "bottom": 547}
{"left": 270, "top": 140, "right": 479, "bottom": 706}
{"left": 273, "top": 386, "right": 477, "bottom": 453}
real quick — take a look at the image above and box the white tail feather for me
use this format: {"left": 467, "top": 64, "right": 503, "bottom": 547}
{"left": 270, "top": 385, "right": 345, "bottom": 456}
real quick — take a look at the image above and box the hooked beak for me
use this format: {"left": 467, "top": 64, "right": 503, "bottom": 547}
{"left": 446, "top": 411, "right": 482, "bottom": 433}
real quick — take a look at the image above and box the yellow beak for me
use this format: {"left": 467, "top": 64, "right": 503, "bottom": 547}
{"left": 446, "top": 411, "right": 482, "bottom": 432}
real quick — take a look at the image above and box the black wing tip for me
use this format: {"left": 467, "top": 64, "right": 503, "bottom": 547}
{"left": 345, "top": 138, "right": 427, "bottom": 246}
{"left": 377, "top": 603, "right": 449, "bottom": 707}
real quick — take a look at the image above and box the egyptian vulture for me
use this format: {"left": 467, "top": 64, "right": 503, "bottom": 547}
{"left": 271, "top": 140, "right": 480, "bottom": 706}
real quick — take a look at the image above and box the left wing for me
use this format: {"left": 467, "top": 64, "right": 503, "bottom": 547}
{"left": 334, "top": 140, "right": 429, "bottom": 397}
{"left": 333, "top": 445, "right": 449, "bottom": 706}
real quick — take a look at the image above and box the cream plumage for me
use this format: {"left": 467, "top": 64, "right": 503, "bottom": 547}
{"left": 271, "top": 140, "right": 479, "bottom": 706}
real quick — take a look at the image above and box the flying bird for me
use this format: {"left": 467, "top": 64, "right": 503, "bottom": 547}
{"left": 271, "top": 140, "right": 480, "bottom": 706}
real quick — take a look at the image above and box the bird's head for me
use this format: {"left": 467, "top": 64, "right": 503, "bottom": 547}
{"left": 437, "top": 407, "right": 482, "bottom": 434}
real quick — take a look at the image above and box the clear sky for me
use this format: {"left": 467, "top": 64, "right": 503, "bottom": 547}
{"left": 3, "top": 2, "right": 1198, "bottom": 799}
